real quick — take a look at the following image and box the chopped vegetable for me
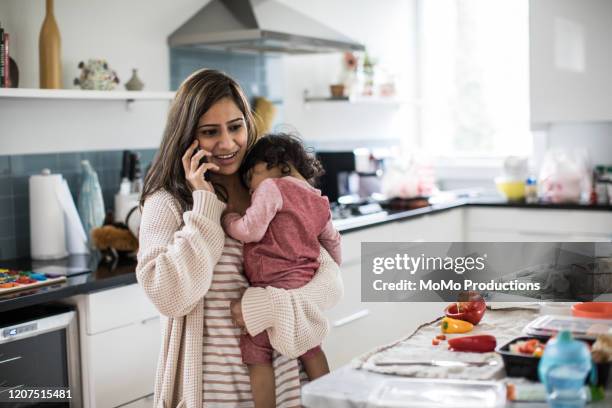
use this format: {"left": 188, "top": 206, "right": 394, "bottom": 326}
{"left": 448, "top": 335, "right": 497, "bottom": 352}
{"left": 441, "top": 317, "right": 474, "bottom": 334}
{"left": 432, "top": 338, "right": 440, "bottom": 346}
{"left": 509, "top": 338, "right": 547, "bottom": 357}
{"left": 436, "top": 334, "right": 447, "bottom": 340}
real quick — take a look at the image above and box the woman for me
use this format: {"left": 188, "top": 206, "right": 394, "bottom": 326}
{"left": 136, "top": 69, "right": 342, "bottom": 408}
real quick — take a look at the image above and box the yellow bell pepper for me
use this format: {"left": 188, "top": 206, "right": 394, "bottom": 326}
{"left": 441, "top": 317, "right": 473, "bottom": 333}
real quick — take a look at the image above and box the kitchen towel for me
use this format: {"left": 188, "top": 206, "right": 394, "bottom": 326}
{"left": 353, "top": 308, "right": 538, "bottom": 381}
{"left": 29, "top": 169, "right": 88, "bottom": 260}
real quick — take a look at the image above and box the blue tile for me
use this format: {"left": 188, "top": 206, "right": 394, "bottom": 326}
{"left": 12, "top": 176, "right": 29, "bottom": 197}
{"left": 103, "top": 150, "right": 123, "bottom": 170}
{"left": 13, "top": 195, "right": 29, "bottom": 217}
{"left": 0, "top": 156, "right": 10, "bottom": 176}
{"left": 15, "top": 237, "right": 30, "bottom": 258}
{"left": 58, "top": 152, "right": 83, "bottom": 173}
{"left": 10, "top": 154, "right": 60, "bottom": 176}
{"left": 100, "top": 169, "right": 120, "bottom": 192}
{"left": 0, "top": 177, "right": 12, "bottom": 197}
{"left": 0, "top": 217, "right": 15, "bottom": 239}
{"left": 13, "top": 215, "right": 29, "bottom": 239}
{"left": 0, "top": 197, "right": 14, "bottom": 218}
{"left": 134, "top": 149, "right": 157, "bottom": 172}
{"left": 0, "top": 237, "right": 16, "bottom": 260}
{"left": 81, "top": 152, "right": 104, "bottom": 171}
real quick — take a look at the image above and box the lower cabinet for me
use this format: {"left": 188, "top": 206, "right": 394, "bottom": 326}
{"left": 87, "top": 317, "right": 160, "bottom": 407}
{"left": 465, "top": 208, "right": 612, "bottom": 242}
{"left": 120, "top": 393, "right": 155, "bottom": 408}
{"left": 65, "top": 283, "right": 160, "bottom": 408}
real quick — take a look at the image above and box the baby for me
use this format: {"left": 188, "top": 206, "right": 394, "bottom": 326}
{"left": 222, "top": 133, "right": 341, "bottom": 408}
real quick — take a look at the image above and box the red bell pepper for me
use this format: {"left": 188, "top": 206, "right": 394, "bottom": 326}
{"left": 448, "top": 335, "right": 497, "bottom": 353}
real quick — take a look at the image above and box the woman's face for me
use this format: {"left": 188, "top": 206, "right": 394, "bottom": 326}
{"left": 195, "top": 97, "right": 249, "bottom": 176}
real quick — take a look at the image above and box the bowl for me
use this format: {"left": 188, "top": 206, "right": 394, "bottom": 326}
{"left": 444, "top": 301, "right": 486, "bottom": 325}
{"left": 572, "top": 302, "right": 612, "bottom": 319}
{"left": 495, "top": 177, "right": 525, "bottom": 201}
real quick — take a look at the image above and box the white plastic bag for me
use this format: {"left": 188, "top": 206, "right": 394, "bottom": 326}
{"left": 538, "top": 149, "right": 590, "bottom": 203}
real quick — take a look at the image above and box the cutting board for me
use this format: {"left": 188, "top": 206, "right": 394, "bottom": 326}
{"left": 0, "top": 268, "right": 67, "bottom": 295}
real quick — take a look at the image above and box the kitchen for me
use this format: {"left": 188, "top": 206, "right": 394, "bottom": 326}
{"left": 1, "top": 0, "right": 612, "bottom": 407}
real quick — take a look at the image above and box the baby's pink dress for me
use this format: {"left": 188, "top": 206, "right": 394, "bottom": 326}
{"left": 223, "top": 177, "right": 341, "bottom": 365}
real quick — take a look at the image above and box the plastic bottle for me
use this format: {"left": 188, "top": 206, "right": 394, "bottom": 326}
{"left": 525, "top": 177, "right": 538, "bottom": 204}
{"left": 606, "top": 166, "right": 612, "bottom": 205}
{"left": 129, "top": 152, "right": 143, "bottom": 194}
{"left": 594, "top": 165, "right": 607, "bottom": 205}
{"left": 77, "top": 160, "right": 105, "bottom": 247}
{"left": 538, "top": 331, "right": 593, "bottom": 408}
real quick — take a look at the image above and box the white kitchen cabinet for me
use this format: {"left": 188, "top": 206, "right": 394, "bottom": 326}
{"left": 325, "top": 222, "right": 443, "bottom": 369}
{"left": 465, "top": 207, "right": 612, "bottom": 241}
{"left": 65, "top": 284, "right": 160, "bottom": 408}
{"left": 530, "top": 0, "right": 612, "bottom": 124}
{"left": 394, "top": 209, "right": 464, "bottom": 242}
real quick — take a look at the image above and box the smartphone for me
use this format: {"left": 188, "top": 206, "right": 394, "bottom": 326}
{"left": 196, "top": 147, "right": 211, "bottom": 181}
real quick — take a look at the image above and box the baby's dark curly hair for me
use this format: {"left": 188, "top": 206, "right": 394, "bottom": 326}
{"left": 239, "top": 133, "right": 325, "bottom": 188}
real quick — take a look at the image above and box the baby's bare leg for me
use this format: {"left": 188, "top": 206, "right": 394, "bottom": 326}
{"left": 300, "top": 349, "right": 330, "bottom": 380}
{"left": 248, "top": 363, "right": 276, "bottom": 408}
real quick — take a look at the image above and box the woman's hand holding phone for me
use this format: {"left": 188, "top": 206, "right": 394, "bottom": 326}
{"left": 182, "top": 140, "right": 219, "bottom": 192}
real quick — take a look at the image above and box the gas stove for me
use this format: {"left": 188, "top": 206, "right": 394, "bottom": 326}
{"left": 330, "top": 200, "right": 389, "bottom": 230}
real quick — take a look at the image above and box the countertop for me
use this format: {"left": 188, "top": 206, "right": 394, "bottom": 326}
{"left": 302, "top": 364, "right": 612, "bottom": 407}
{"left": 1, "top": 198, "right": 610, "bottom": 313}
{"left": 335, "top": 196, "right": 612, "bottom": 234}
{"left": 302, "top": 306, "right": 612, "bottom": 407}
{"left": 0, "top": 253, "right": 137, "bottom": 313}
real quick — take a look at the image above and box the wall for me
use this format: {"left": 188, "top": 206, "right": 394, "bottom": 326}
{"left": 278, "top": 0, "right": 417, "bottom": 150}
{"left": 0, "top": 0, "right": 207, "bottom": 155}
{"left": 1, "top": 0, "right": 417, "bottom": 153}
{"left": 0, "top": 0, "right": 205, "bottom": 90}
{"left": 542, "top": 123, "right": 612, "bottom": 168}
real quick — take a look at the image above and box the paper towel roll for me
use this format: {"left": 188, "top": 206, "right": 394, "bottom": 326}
{"left": 29, "top": 169, "right": 68, "bottom": 260}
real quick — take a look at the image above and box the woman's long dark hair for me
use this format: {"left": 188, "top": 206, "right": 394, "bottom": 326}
{"left": 140, "top": 69, "right": 257, "bottom": 212}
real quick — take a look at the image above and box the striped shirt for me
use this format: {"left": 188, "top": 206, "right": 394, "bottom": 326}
{"left": 202, "top": 237, "right": 307, "bottom": 407}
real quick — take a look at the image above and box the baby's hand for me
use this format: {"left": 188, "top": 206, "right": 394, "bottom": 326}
{"left": 230, "top": 299, "right": 246, "bottom": 330}
{"left": 230, "top": 287, "right": 247, "bottom": 330}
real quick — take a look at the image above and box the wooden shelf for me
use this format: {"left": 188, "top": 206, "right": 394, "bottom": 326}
{"left": 302, "top": 91, "right": 407, "bottom": 106}
{"left": 0, "top": 88, "right": 175, "bottom": 101}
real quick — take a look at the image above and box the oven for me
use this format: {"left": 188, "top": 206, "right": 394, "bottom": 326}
{"left": 0, "top": 305, "right": 81, "bottom": 407}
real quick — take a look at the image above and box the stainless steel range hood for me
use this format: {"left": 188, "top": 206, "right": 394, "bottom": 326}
{"left": 168, "top": 0, "right": 365, "bottom": 54}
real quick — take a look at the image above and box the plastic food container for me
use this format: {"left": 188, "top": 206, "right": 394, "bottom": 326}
{"left": 572, "top": 302, "right": 612, "bottom": 320}
{"left": 497, "top": 335, "right": 611, "bottom": 386}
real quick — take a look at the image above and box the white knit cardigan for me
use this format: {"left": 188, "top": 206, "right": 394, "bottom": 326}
{"left": 136, "top": 190, "right": 343, "bottom": 408}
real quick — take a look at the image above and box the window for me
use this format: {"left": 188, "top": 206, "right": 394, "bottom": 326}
{"left": 417, "top": 0, "right": 532, "bottom": 158}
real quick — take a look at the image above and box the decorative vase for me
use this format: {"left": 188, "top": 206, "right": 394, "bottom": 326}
{"left": 39, "top": 0, "right": 62, "bottom": 89}
{"left": 124, "top": 68, "right": 145, "bottom": 91}
{"left": 74, "top": 59, "right": 120, "bottom": 90}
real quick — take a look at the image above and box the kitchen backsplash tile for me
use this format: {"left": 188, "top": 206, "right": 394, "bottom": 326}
{"left": 170, "top": 48, "right": 279, "bottom": 102}
{"left": 0, "top": 238, "right": 16, "bottom": 261}
{"left": 0, "top": 178, "right": 13, "bottom": 197}
{"left": 0, "top": 156, "right": 10, "bottom": 176}
{"left": 0, "top": 149, "right": 157, "bottom": 259}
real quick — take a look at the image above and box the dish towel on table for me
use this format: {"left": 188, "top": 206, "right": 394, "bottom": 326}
{"left": 353, "top": 308, "right": 538, "bottom": 381}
